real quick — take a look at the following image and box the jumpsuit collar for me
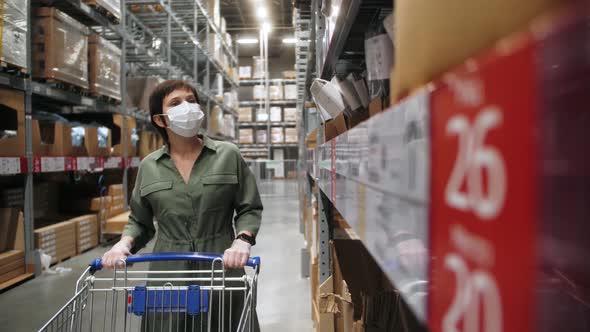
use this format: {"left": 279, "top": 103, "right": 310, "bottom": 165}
{"left": 153, "top": 135, "right": 218, "bottom": 161}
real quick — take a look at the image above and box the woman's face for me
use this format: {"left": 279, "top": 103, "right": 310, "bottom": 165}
{"left": 154, "top": 88, "right": 198, "bottom": 127}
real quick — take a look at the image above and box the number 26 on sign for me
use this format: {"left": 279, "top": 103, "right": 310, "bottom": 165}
{"left": 443, "top": 107, "right": 506, "bottom": 332}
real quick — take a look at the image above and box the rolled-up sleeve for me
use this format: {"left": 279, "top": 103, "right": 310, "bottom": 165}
{"left": 233, "top": 156, "right": 263, "bottom": 238}
{"left": 122, "top": 164, "right": 155, "bottom": 253}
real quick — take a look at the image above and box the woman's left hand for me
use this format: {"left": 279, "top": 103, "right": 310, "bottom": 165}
{"left": 223, "top": 239, "right": 252, "bottom": 269}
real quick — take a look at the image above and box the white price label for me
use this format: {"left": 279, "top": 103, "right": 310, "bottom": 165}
{"left": 0, "top": 158, "right": 22, "bottom": 175}
{"left": 41, "top": 157, "right": 66, "bottom": 172}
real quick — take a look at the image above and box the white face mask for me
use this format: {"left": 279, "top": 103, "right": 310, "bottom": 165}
{"left": 164, "top": 101, "right": 204, "bottom": 138}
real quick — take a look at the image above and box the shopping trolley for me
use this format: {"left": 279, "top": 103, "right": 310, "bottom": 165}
{"left": 38, "top": 252, "right": 260, "bottom": 332}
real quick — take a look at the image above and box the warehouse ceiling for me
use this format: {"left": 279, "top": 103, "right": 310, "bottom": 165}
{"left": 220, "top": 0, "right": 295, "bottom": 57}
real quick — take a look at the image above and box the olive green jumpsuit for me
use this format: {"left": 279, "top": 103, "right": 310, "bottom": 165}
{"left": 122, "top": 136, "right": 262, "bottom": 331}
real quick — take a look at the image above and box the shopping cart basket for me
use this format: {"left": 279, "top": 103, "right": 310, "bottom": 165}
{"left": 38, "top": 252, "right": 260, "bottom": 332}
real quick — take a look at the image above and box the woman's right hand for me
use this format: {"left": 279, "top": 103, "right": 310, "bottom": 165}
{"left": 101, "top": 240, "right": 132, "bottom": 269}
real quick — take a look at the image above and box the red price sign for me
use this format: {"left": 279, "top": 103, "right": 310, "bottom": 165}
{"left": 429, "top": 42, "right": 539, "bottom": 332}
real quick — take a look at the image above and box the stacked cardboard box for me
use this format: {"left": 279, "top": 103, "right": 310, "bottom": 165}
{"left": 284, "top": 108, "right": 297, "bottom": 122}
{"left": 104, "top": 211, "right": 129, "bottom": 234}
{"left": 35, "top": 221, "right": 76, "bottom": 265}
{"left": 33, "top": 8, "right": 90, "bottom": 89}
{"left": 111, "top": 114, "right": 137, "bottom": 156}
{"left": 0, "top": 88, "right": 45, "bottom": 157}
{"left": 253, "top": 85, "right": 265, "bottom": 100}
{"left": 208, "top": 106, "right": 223, "bottom": 135}
{"left": 269, "top": 85, "right": 283, "bottom": 100}
{"left": 222, "top": 114, "right": 235, "bottom": 139}
{"left": 252, "top": 56, "right": 265, "bottom": 79}
{"left": 271, "top": 128, "right": 284, "bottom": 143}
{"left": 0, "top": 250, "right": 25, "bottom": 285}
{"left": 239, "top": 129, "right": 254, "bottom": 144}
{"left": 108, "top": 184, "right": 126, "bottom": 218}
{"left": 256, "top": 109, "right": 269, "bottom": 122}
{"left": 69, "top": 215, "right": 99, "bottom": 254}
{"left": 285, "top": 128, "right": 298, "bottom": 143}
{"left": 256, "top": 130, "right": 268, "bottom": 144}
{"left": 88, "top": 34, "right": 122, "bottom": 101}
{"left": 239, "top": 66, "right": 252, "bottom": 79}
{"left": 238, "top": 107, "right": 253, "bottom": 122}
{"left": 270, "top": 107, "right": 282, "bottom": 122}
{"left": 284, "top": 84, "right": 297, "bottom": 100}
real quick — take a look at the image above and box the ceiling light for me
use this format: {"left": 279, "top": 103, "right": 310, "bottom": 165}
{"left": 262, "top": 22, "right": 272, "bottom": 33}
{"left": 237, "top": 38, "right": 259, "bottom": 44}
{"left": 282, "top": 37, "right": 297, "bottom": 44}
{"left": 257, "top": 7, "right": 268, "bottom": 19}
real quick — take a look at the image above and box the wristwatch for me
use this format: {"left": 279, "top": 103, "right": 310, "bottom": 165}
{"left": 236, "top": 233, "right": 256, "bottom": 246}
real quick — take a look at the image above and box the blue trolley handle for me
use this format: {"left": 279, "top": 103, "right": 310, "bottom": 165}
{"left": 89, "top": 252, "right": 261, "bottom": 274}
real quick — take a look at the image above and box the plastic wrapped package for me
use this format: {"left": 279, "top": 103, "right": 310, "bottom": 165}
{"left": 269, "top": 85, "right": 283, "bottom": 100}
{"left": 0, "top": 0, "right": 27, "bottom": 69}
{"left": 131, "top": 128, "right": 139, "bottom": 149}
{"left": 284, "top": 84, "right": 297, "bottom": 100}
{"left": 270, "top": 107, "right": 282, "bottom": 122}
{"left": 239, "top": 129, "right": 253, "bottom": 144}
{"left": 239, "top": 66, "right": 252, "bottom": 79}
{"left": 271, "top": 127, "right": 284, "bottom": 143}
{"left": 207, "top": 33, "right": 221, "bottom": 66}
{"left": 83, "top": 0, "right": 121, "bottom": 20}
{"left": 205, "top": 0, "right": 221, "bottom": 28}
{"left": 33, "top": 8, "right": 90, "bottom": 89}
{"left": 238, "top": 107, "right": 253, "bottom": 122}
{"left": 365, "top": 33, "right": 393, "bottom": 98}
{"left": 285, "top": 128, "right": 298, "bottom": 143}
{"left": 252, "top": 56, "right": 265, "bottom": 79}
{"left": 284, "top": 108, "right": 297, "bottom": 122}
{"left": 215, "top": 74, "right": 223, "bottom": 99}
{"left": 88, "top": 34, "right": 121, "bottom": 100}
{"left": 256, "top": 109, "right": 268, "bottom": 122}
{"left": 256, "top": 129, "right": 268, "bottom": 144}
{"left": 223, "top": 114, "right": 234, "bottom": 138}
{"left": 253, "top": 85, "right": 265, "bottom": 100}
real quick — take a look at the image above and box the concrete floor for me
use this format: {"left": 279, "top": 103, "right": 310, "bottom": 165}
{"left": 0, "top": 180, "right": 312, "bottom": 331}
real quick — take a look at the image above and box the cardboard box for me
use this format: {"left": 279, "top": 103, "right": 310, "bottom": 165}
{"left": 209, "top": 106, "right": 223, "bottom": 134}
{"left": 256, "top": 129, "right": 268, "bottom": 144}
{"left": 324, "top": 113, "right": 347, "bottom": 142}
{"left": 271, "top": 127, "right": 284, "bottom": 143}
{"left": 282, "top": 70, "right": 296, "bottom": 79}
{"left": 238, "top": 107, "right": 253, "bottom": 122}
{"left": 111, "top": 114, "right": 137, "bottom": 156}
{"left": 391, "top": 0, "right": 559, "bottom": 101}
{"left": 285, "top": 128, "right": 298, "bottom": 143}
{"left": 252, "top": 56, "right": 265, "bottom": 79}
{"left": 269, "top": 85, "right": 283, "bottom": 100}
{"left": 34, "top": 219, "right": 77, "bottom": 263}
{"left": 0, "top": 88, "right": 46, "bottom": 156}
{"left": 33, "top": 7, "right": 90, "bottom": 89}
{"left": 239, "top": 129, "right": 254, "bottom": 144}
{"left": 69, "top": 214, "right": 99, "bottom": 254}
{"left": 108, "top": 184, "right": 123, "bottom": 197}
{"left": 270, "top": 107, "right": 282, "bottom": 122}
{"left": 138, "top": 131, "right": 157, "bottom": 158}
{"left": 239, "top": 66, "right": 252, "bottom": 79}
{"left": 284, "top": 108, "right": 297, "bottom": 122}
{"left": 88, "top": 34, "right": 121, "bottom": 100}
{"left": 0, "top": 250, "right": 25, "bottom": 284}
{"left": 0, "top": 0, "right": 27, "bottom": 70}
{"left": 284, "top": 84, "right": 297, "bottom": 100}
{"left": 37, "top": 121, "right": 75, "bottom": 156}
{"left": 104, "top": 211, "right": 129, "bottom": 234}
{"left": 0, "top": 209, "right": 20, "bottom": 253}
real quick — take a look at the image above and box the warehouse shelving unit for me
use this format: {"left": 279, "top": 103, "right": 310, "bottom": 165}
{"left": 0, "top": 0, "right": 240, "bottom": 285}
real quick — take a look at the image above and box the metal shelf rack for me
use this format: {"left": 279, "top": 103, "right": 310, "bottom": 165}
{"left": 239, "top": 78, "right": 297, "bottom": 86}
{"left": 0, "top": 0, "right": 240, "bottom": 282}
{"left": 239, "top": 100, "right": 297, "bottom": 107}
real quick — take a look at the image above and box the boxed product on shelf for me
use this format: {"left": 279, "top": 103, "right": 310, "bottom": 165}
{"left": 36, "top": 118, "right": 76, "bottom": 156}
{"left": 256, "top": 129, "right": 268, "bottom": 144}
{"left": 0, "top": 0, "right": 27, "bottom": 70}
{"left": 282, "top": 71, "right": 296, "bottom": 79}
{"left": 222, "top": 114, "right": 235, "bottom": 139}
{"left": 33, "top": 7, "right": 90, "bottom": 90}
{"left": 284, "top": 84, "right": 297, "bottom": 100}
{"left": 139, "top": 131, "right": 157, "bottom": 158}
{"left": 208, "top": 106, "right": 223, "bottom": 135}
{"left": 256, "top": 109, "right": 269, "bottom": 122}
{"left": 34, "top": 219, "right": 77, "bottom": 264}
{"left": 85, "top": 126, "right": 111, "bottom": 157}
{"left": 252, "top": 56, "right": 265, "bottom": 79}
{"left": 239, "top": 66, "right": 252, "bottom": 79}
{"left": 364, "top": 33, "right": 393, "bottom": 99}
{"left": 0, "top": 250, "right": 25, "bottom": 285}
{"left": 126, "top": 76, "right": 163, "bottom": 112}
{"left": 271, "top": 127, "right": 284, "bottom": 143}
{"left": 104, "top": 211, "right": 129, "bottom": 234}
{"left": 324, "top": 113, "right": 348, "bottom": 142}
{"left": 391, "top": 0, "right": 558, "bottom": 101}
{"left": 253, "top": 85, "right": 265, "bottom": 100}
{"left": 88, "top": 34, "right": 121, "bottom": 101}
{"left": 285, "top": 128, "right": 298, "bottom": 143}
{"left": 284, "top": 108, "right": 297, "bottom": 122}
{"left": 68, "top": 215, "right": 99, "bottom": 254}
{"left": 0, "top": 88, "right": 46, "bottom": 157}
{"left": 207, "top": 33, "right": 222, "bottom": 65}
{"left": 270, "top": 107, "right": 282, "bottom": 122}
{"left": 214, "top": 74, "right": 224, "bottom": 100}
{"left": 224, "top": 90, "right": 238, "bottom": 109}
{"left": 239, "top": 129, "right": 254, "bottom": 144}
{"left": 269, "top": 85, "right": 283, "bottom": 100}
{"left": 238, "top": 107, "right": 253, "bottom": 122}
{"left": 111, "top": 114, "right": 137, "bottom": 156}
{"left": 82, "top": 0, "right": 121, "bottom": 20}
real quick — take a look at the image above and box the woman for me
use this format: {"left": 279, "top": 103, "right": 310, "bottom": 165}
{"left": 101, "top": 80, "right": 262, "bottom": 331}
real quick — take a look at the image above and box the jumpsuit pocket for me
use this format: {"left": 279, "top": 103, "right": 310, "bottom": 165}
{"left": 140, "top": 180, "right": 173, "bottom": 197}
{"left": 140, "top": 180, "right": 173, "bottom": 218}
{"left": 201, "top": 174, "right": 238, "bottom": 212}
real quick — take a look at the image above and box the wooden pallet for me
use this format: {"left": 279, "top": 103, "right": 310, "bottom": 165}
{"left": 0, "top": 61, "right": 27, "bottom": 75}
{"left": 0, "top": 273, "right": 34, "bottom": 292}
{"left": 84, "top": 0, "right": 121, "bottom": 24}
{"left": 93, "top": 94, "right": 122, "bottom": 105}
{"left": 38, "top": 78, "right": 90, "bottom": 96}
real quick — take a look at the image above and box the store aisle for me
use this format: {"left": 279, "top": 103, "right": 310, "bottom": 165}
{"left": 0, "top": 180, "right": 311, "bottom": 332}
